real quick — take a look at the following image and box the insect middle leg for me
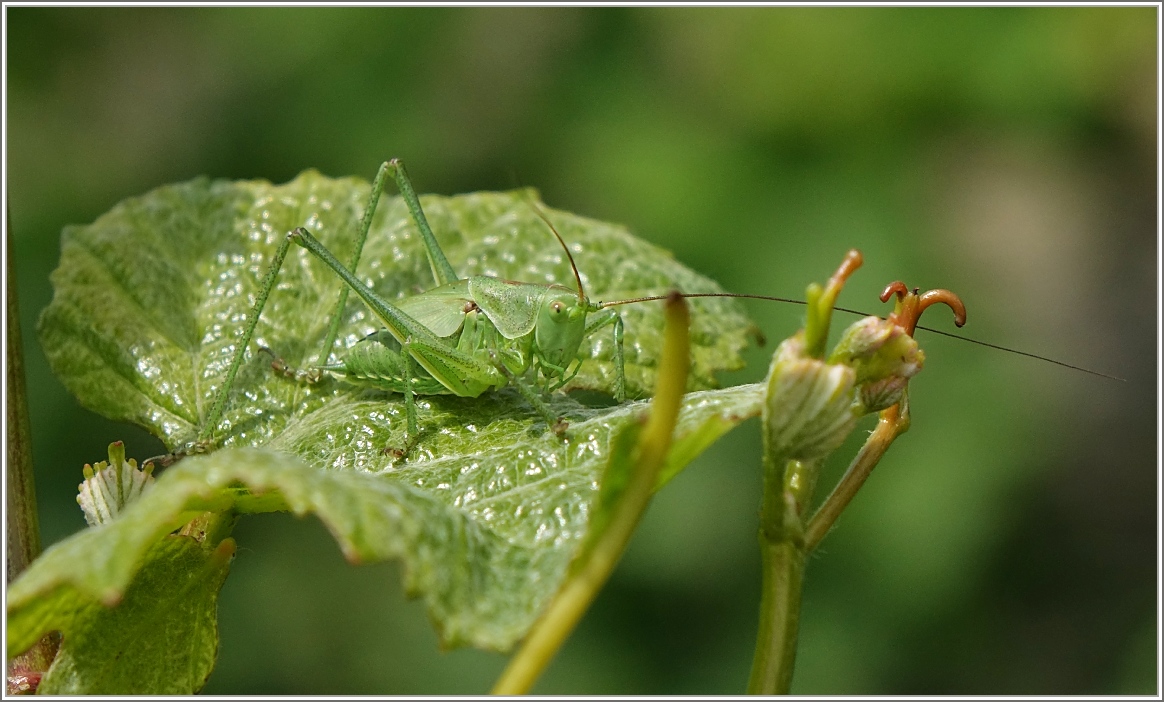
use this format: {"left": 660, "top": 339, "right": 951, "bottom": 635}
{"left": 489, "top": 350, "right": 567, "bottom": 435}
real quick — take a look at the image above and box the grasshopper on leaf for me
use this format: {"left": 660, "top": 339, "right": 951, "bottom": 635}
{"left": 204, "top": 159, "right": 633, "bottom": 458}
{"left": 199, "top": 159, "right": 1123, "bottom": 461}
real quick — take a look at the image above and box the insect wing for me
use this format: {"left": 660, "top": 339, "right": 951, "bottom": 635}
{"left": 467, "top": 277, "right": 544, "bottom": 340}
{"left": 397, "top": 279, "right": 474, "bottom": 338}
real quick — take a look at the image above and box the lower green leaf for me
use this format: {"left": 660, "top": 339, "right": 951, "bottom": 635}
{"left": 33, "top": 536, "right": 233, "bottom": 695}
{"left": 8, "top": 384, "right": 764, "bottom": 671}
{"left": 18, "top": 169, "right": 770, "bottom": 693}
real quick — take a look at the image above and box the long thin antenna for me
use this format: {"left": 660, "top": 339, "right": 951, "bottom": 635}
{"left": 599, "top": 292, "right": 1125, "bottom": 382}
{"left": 908, "top": 324, "right": 1125, "bottom": 381}
{"left": 600, "top": 292, "right": 809, "bottom": 308}
{"left": 526, "top": 196, "right": 586, "bottom": 304}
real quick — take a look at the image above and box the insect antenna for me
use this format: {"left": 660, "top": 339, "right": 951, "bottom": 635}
{"left": 599, "top": 292, "right": 1125, "bottom": 382}
{"left": 526, "top": 196, "right": 587, "bottom": 304}
{"left": 905, "top": 324, "right": 1125, "bottom": 381}
{"left": 600, "top": 292, "right": 811, "bottom": 308}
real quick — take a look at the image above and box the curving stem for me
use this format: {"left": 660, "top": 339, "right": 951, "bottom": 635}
{"left": 880, "top": 282, "right": 967, "bottom": 337}
{"left": 804, "top": 249, "right": 864, "bottom": 359}
{"left": 804, "top": 281, "right": 969, "bottom": 553}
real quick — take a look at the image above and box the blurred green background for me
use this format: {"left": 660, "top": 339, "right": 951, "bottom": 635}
{"left": 7, "top": 7, "right": 1157, "bottom": 695}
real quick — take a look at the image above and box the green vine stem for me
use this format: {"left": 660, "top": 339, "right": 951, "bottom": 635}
{"left": 747, "top": 533, "right": 806, "bottom": 694}
{"left": 747, "top": 270, "right": 968, "bottom": 694}
{"left": 747, "top": 249, "right": 877, "bottom": 695}
{"left": 746, "top": 254, "right": 860, "bottom": 695}
{"left": 804, "top": 401, "right": 910, "bottom": 551}
{"left": 747, "top": 454, "right": 810, "bottom": 694}
{"left": 6, "top": 226, "right": 60, "bottom": 694}
{"left": 746, "top": 399, "right": 910, "bottom": 694}
{"left": 491, "top": 292, "right": 691, "bottom": 695}
{"left": 6, "top": 227, "right": 38, "bottom": 591}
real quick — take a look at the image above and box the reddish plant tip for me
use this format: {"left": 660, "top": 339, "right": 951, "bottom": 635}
{"left": 827, "top": 249, "right": 864, "bottom": 291}
{"left": 879, "top": 281, "right": 909, "bottom": 303}
{"left": 880, "top": 283, "right": 967, "bottom": 336}
{"left": 918, "top": 289, "right": 967, "bottom": 327}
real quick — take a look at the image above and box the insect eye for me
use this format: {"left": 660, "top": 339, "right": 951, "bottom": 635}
{"left": 551, "top": 301, "right": 564, "bottom": 314}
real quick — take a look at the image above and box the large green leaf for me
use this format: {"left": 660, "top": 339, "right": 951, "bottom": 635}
{"left": 20, "top": 170, "right": 768, "bottom": 686}
{"left": 37, "top": 170, "right": 759, "bottom": 451}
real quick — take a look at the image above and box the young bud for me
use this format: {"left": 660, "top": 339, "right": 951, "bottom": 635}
{"left": 828, "top": 316, "right": 925, "bottom": 412}
{"left": 76, "top": 441, "right": 155, "bottom": 527}
{"left": 856, "top": 375, "right": 909, "bottom": 414}
{"left": 763, "top": 335, "right": 860, "bottom": 462}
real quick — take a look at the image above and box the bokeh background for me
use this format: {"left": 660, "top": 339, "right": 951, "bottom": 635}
{"left": 6, "top": 7, "right": 1157, "bottom": 695}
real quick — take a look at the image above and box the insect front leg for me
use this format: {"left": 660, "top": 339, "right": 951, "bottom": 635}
{"left": 489, "top": 350, "right": 567, "bottom": 436}
{"left": 544, "top": 357, "right": 584, "bottom": 394}
{"left": 584, "top": 308, "right": 626, "bottom": 402}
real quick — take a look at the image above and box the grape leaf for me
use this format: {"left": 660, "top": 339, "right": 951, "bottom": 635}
{"left": 10, "top": 385, "right": 763, "bottom": 661}
{"left": 37, "top": 170, "right": 759, "bottom": 451}
{"left": 21, "top": 170, "right": 765, "bottom": 687}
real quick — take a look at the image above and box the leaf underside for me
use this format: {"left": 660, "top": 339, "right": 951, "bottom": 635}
{"left": 18, "top": 536, "right": 232, "bottom": 695}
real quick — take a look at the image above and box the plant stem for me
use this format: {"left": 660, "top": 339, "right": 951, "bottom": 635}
{"left": 491, "top": 294, "right": 690, "bottom": 695}
{"left": 746, "top": 537, "right": 805, "bottom": 694}
{"left": 746, "top": 404, "right": 907, "bottom": 695}
{"left": 804, "top": 402, "right": 910, "bottom": 553}
{"left": 746, "top": 449, "right": 811, "bottom": 695}
{"left": 6, "top": 227, "right": 38, "bottom": 582}
{"left": 6, "top": 225, "right": 60, "bottom": 694}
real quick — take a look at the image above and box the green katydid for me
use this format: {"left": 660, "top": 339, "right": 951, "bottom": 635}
{"left": 201, "top": 159, "right": 642, "bottom": 457}
{"left": 198, "top": 158, "right": 1122, "bottom": 461}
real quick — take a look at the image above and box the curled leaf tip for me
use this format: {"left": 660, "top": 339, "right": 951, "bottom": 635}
{"left": 805, "top": 250, "right": 864, "bottom": 359}
{"left": 879, "top": 280, "right": 909, "bottom": 303}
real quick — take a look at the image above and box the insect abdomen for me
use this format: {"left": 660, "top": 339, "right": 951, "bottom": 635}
{"left": 337, "top": 334, "right": 453, "bottom": 395}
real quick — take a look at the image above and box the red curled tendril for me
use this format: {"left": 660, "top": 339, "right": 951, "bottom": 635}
{"left": 880, "top": 280, "right": 967, "bottom": 336}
